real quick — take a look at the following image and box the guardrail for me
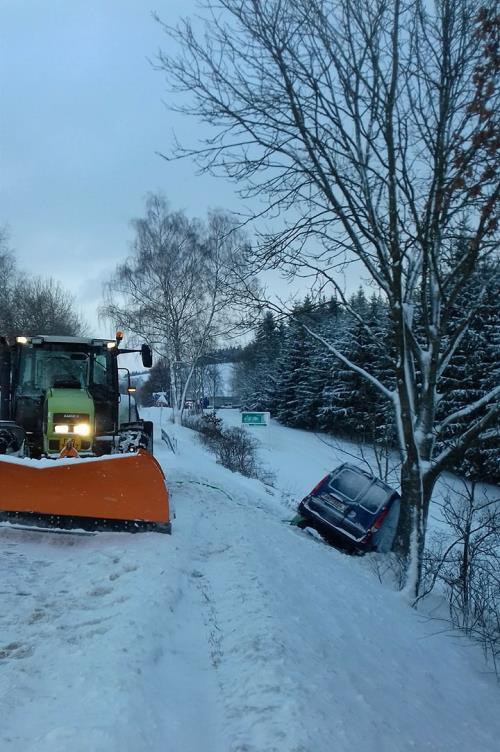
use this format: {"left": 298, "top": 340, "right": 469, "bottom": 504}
{"left": 161, "top": 428, "right": 176, "bottom": 454}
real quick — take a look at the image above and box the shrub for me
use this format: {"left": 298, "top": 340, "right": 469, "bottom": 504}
{"left": 199, "top": 413, "right": 223, "bottom": 439}
{"left": 184, "top": 413, "right": 274, "bottom": 483}
{"left": 214, "top": 427, "right": 259, "bottom": 477}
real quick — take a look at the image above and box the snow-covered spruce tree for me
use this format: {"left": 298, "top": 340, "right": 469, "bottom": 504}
{"left": 274, "top": 297, "right": 334, "bottom": 428}
{"left": 472, "top": 278, "right": 500, "bottom": 481}
{"left": 160, "top": 0, "right": 500, "bottom": 594}
{"left": 273, "top": 300, "right": 317, "bottom": 427}
{"left": 298, "top": 299, "right": 341, "bottom": 430}
{"left": 437, "top": 263, "right": 500, "bottom": 484}
{"left": 360, "top": 294, "right": 397, "bottom": 450}
{"left": 247, "top": 311, "right": 284, "bottom": 410}
{"left": 319, "top": 292, "right": 367, "bottom": 437}
{"left": 318, "top": 292, "right": 395, "bottom": 446}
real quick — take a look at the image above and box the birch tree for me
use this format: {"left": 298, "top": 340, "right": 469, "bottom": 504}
{"left": 102, "top": 193, "right": 252, "bottom": 423}
{"left": 158, "top": 0, "right": 499, "bottom": 593}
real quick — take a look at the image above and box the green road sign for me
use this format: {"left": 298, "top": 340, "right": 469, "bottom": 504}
{"left": 241, "top": 411, "right": 269, "bottom": 426}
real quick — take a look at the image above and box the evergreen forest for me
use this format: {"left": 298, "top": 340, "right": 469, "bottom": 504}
{"left": 232, "top": 280, "right": 499, "bottom": 486}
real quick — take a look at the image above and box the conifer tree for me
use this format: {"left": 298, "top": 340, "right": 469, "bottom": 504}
{"left": 438, "top": 265, "right": 500, "bottom": 482}
{"left": 273, "top": 300, "right": 315, "bottom": 426}
{"left": 249, "top": 312, "right": 283, "bottom": 410}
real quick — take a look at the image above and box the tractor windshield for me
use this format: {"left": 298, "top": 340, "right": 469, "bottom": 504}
{"left": 18, "top": 344, "right": 113, "bottom": 392}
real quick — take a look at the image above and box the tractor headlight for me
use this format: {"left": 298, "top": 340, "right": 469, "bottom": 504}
{"left": 74, "top": 423, "right": 91, "bottom": 436}
{"left": 54, "top": 424, "right": 69, "bottom": 434}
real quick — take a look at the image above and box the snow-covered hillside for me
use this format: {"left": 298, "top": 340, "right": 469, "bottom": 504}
{"left": 1, "top": 409, "right": 498, "bottom": 752}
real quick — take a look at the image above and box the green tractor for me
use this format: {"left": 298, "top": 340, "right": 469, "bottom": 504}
{"left": 0, "top": 332, "right": 152, "bottom": 457}
{"left": 0, "top": 333, "right": 171, "bottom": 531}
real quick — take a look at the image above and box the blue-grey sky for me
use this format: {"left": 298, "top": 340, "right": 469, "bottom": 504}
{"left": 0, "top": 1, "right": 240, "bottom": 335}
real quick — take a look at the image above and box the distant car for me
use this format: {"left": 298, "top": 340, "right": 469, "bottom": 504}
{"left": 296, "top": 463, "right": 400, "bottom": 553}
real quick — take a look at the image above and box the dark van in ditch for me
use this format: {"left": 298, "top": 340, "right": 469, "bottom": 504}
{"left": 296, "top": 463, "right": 400, "bottom": 553}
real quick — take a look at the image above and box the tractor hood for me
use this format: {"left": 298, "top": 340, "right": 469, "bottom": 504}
{"left": 44, "top": 388, "right": 95, "bottom": 455}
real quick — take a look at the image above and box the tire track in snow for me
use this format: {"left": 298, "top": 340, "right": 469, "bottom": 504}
{"left": 180, "top": 479, "right": 310, "bottom": 752}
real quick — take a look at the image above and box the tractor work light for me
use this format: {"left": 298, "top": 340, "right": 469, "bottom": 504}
{"left": 106, "top": 341, "right": 116, "bottom": 349}
{"left": 74, "top": 423, "right": 91, "bottom": 436}
{"left": 54, "top": 424, "right": 69, "bottom": 434}
{"left": 16, "top": 336, "right": 28, "bottom": 344}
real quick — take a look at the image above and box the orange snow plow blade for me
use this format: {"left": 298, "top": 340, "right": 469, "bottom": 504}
{"left": 0, "top": 450, "right": 170, "bottom": 532}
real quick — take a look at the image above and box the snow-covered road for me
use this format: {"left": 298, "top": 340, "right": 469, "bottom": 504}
{"left": 1, "top": 411, "right": 499, "bottom": 751}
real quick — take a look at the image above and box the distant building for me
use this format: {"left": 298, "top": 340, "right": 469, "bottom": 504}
{"left": 213, "top": 396, "right": 241, "bottom": 408}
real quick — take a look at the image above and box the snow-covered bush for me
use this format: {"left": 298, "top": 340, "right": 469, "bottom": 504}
{"left": 212, "top": 427, "right": 258, "bottom": 477}
{"left": 184, "top": 413, "right": 223, "bottom": 449}
{"left": 185, "top": 414, "right": 274, "bottom": 484}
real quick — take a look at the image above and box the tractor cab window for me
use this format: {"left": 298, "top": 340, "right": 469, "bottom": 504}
{"left": 19, "top": 346, "right": 89, "bottom": 391}
{"left": 91, "top": 351, "right": 114, "bottom": 388}
{"left": 17, "top": 345, "right": 115, "bottom": 394}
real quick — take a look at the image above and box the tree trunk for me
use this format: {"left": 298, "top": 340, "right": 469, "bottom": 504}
{"left": 394, "top": 456, "right": 438, "bottom": 598}
{"left": 169, "top": 363, "right": 181, "bottom": 424}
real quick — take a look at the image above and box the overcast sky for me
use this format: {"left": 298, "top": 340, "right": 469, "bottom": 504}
{"left": 0, "top": 0, "right": 241, "bottom": 335}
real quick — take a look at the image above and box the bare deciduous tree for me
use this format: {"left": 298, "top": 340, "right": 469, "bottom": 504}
{"left": 12, "top": 277, "right": 85, "bottom": 336}
{"left": 420, "top": 480, "right": 500, "bottom": 674}
{"left": 1, "top": 228, "right": 85, "bottom": 337}
{"left": 102, "top": 193, "right": 254, "bottom": 422}
{"left": 0, "top": 227, "right": 16, "bottom": 333}
{"left": 157, "top": 0, "right": 499, "bottom": 593}
{"left": 202, "top": 362, "right": 223, "bottom": 409}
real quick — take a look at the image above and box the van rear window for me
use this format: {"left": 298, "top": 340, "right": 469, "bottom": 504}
{"left": 328, "top": 469, "right": 389, "bottom": 512}
{"left": 327, "top": 468, "right": 370, "bottom": 501}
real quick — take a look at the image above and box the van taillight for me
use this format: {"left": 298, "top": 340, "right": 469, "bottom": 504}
{"left": 372, "top": 508, "right": 389, "bottom": 530}
{"left": 310, "top": 474, "right": 330, "bottom": 495}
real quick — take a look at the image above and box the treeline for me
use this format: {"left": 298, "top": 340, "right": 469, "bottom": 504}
{"left": 233, "top": 281, "right": 499, "bottom": 485}
{"left": 0, "top": 228, "right": 85, "bottom": 336}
